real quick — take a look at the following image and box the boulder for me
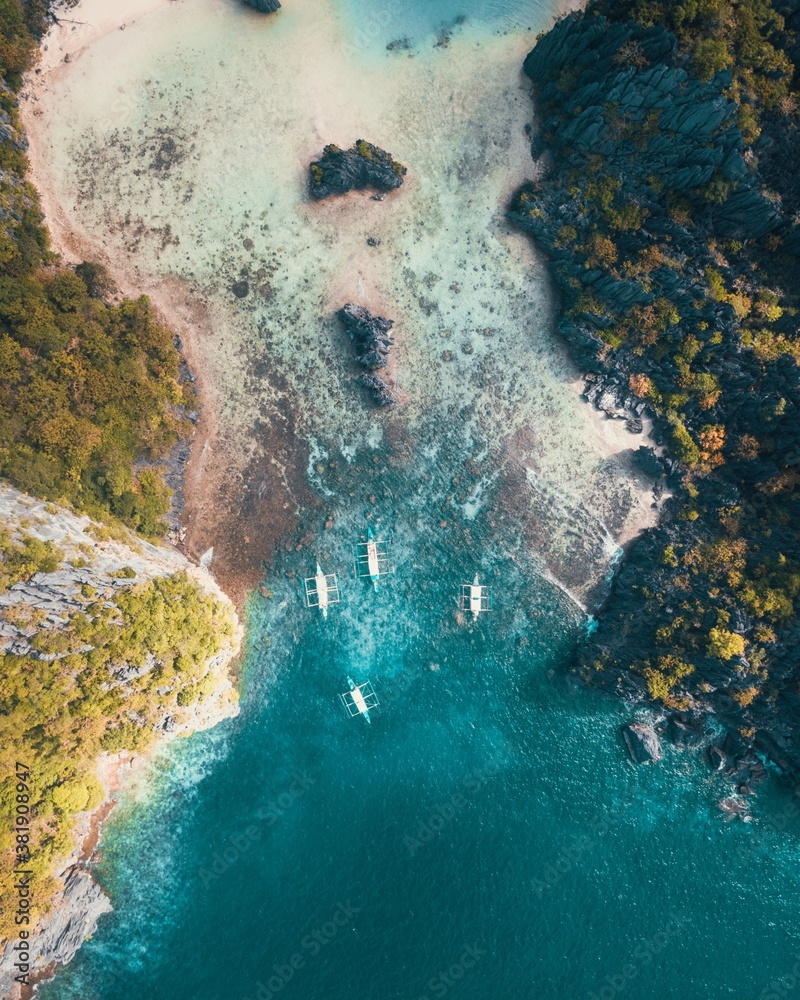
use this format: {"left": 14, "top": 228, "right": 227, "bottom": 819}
{"left": 243, "top": 0, "right": 281, "bottom": 11}
{"left": 309, "top": 141, "right": 407, "bottom": 200}
{"left": 337, "top": 303, "right": 394, "bottom": 370}
{"left": 666, "top": 713, "right": 706, "bottom": 748}
{"left": 622, "top": 721, "right": 663, "bottom": 763}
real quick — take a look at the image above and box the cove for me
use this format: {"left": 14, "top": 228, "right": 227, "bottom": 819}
{"left": 23, "top": 1, "right": 800, "bottom": 998}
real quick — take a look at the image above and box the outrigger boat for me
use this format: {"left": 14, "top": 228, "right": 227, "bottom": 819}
{"left": 340, "top": 677, "right": 379, "bottom": 723}
{"left": 303, "top": 562, "right": 341, "bottom": 619}
{"left": 353, "top": 526, "right": 394, "bottom": 588}
{"left": 459, "top": 573, "right": 491, "bottom": 620}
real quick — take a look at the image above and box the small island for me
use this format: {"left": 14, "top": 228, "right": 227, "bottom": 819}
{"left": 309, "top": 141, "right": 407, "bottom": 200}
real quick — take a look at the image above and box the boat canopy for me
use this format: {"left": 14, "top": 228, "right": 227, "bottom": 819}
{"left": 459, "top": 573, "right": 491, "bottom": 619}
{"left": 340, "top": 678, "right": 379, "bottom": 721}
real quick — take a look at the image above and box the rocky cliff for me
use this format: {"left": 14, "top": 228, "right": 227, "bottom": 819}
{"left": 510, "top": 5, "right": 800, "bottom": 790}
{"left": 0, "top": 483, "right": 241, "bottom": 996}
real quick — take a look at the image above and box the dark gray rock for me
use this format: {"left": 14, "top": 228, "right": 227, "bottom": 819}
{"left": 337, "top": 303, "right": 394, "bottom": 370}
{"left": 310, "top": 141, "right": 407, "bottom": 200}
{"left": 622, "top": 721, "right": 663, "bottom": 763}
{"left": 242, "top": 0, "right": 281, "bottom": 11}
{"left": 666, "top": 713, "right": 706, "bottom": 748}
{"left": 707, "top": 744, "right": 728, "bottom": 771}
{"left": 361, "top": 373, "right": 399, "bottom": 407}
{"left": 337, "top": 304, "right": 398, "bottom": 407}
{"left": 0, "top": 866, "right": 111, "bottom": 995}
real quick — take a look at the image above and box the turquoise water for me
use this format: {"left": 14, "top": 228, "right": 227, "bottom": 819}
{"left": 36, "top": 2, "right": 800, "bottom": 999}
{"left": 344, "top": 0, "right": 549, "bottom": 47}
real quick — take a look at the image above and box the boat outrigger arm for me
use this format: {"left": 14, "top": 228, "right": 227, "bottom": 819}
{"left": 353, "top": 527, "right": 394, "bottom": 588}
{"left": 459, "top": 573, "right": 491, "bottom": 620}
{"left": 340, "top": 677, "right": 379, "bottom": 722}
{"left": 304, "top": 563, "right": 341, "bottom": 618}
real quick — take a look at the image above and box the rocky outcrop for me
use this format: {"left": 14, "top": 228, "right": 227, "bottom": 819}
{"left": 336, "top": 303, "right": 399, "bottom": 407}
{"left": 309, "top": 141, "right": 407, "bottom": 200}
{"left": 242, "top": 0, "right": 281, "bottom": 12}
{"left": 0, "top": 866, "right": 112, "bottom": 993}
{"left": 510, "top": 8, "right": 800, "bottom": 785}
{"left": 622, "top": 721, "right": 663, "bottom": 764}
{"left": 337, "top": 303, "right": 394, "bottom": 369}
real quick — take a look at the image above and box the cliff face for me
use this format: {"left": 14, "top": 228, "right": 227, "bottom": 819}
{"left": 511, "top": 8, "right": 800, "bottom": 787}
{"left": 0, "top": 483, "right": 241, "bottom": 995}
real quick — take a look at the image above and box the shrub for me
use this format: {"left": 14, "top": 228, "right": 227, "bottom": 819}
{"left": 707, "top": 627, "right": 746, "bottom": 660}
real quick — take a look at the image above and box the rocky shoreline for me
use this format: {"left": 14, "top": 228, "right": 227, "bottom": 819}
{"left": 0, "top": 486, "right": 242, "bottom": 997}
{"left": 511, "top": 6, "right": 800, "bottom": 794}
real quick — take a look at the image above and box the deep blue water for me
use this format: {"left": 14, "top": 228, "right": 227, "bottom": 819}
{"left": 41, "top": 437, "right": 800, "bottom": 1000}
{"left": 37, "top": 2, "right": 800, "bottom": 999}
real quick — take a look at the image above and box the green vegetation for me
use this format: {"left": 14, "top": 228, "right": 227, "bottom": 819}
{"left": 0, "top": 1, "right": 192, "bottom": 540}
{"left": 0, "top": 527, "right": 61, "bottom": 590}
{"left": 603, "top": 0, "right": 795, "bottom": 132}
{"left": 0, "top": 3, "right": 239, "bottom": 948}
{"left": 513, "top": 0, "right": 800, "bottom": 754}
{"left": 0, "top": 570, "right": 236, "bottom": 939}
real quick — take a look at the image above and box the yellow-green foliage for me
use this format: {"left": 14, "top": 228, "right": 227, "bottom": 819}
{"left": 667, "top": 413, "right": 700, "bottom": 465}
{"left": 643, "top": 655, "right": 694, "bottom": 701}
{"left": 0, "top": 5, "right": 189, "bottom": 541}
{"left": 707, "top": 626, "right": 746, "bottom": 660}
{"left": 625, "top": 0, "right": 794, "bottom": 116}
{"left": 0, "top": 288, "right": 188, "bottom": 538}
{"left": 0, "top": 528, "right": 61, "bottom": 591}
{"left": 0, "top": 571, "right": 236, "bottom": 941}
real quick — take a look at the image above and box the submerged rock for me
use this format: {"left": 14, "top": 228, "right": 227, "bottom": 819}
{"left": 242, "top": 0, "right": 281, "bottom": 11}
{"left": 665, "top": 713, "right": 706, "bottom": 748}
{"left": 336, "top": 304, "right": 398, "bottom": 406}
{"left": 361, "top": 372, "right": 399, "bottom": 407}
{"left": 309, "top": 141, "right": 407, "bottom": 200}
{"left": 622, "top": 721, "right": 663, "bottom": 763}
{"left": 337, "top": 303, "right": 394, "bottom": 370}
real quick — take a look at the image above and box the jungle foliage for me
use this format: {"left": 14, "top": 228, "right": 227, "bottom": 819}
{"left": 0, "top": 569, "right": 235, "bottom": 940}
{"left": 513, "top": 0, "right": 800, "bottom": 763}
{"left": 0, "top": 1, "right": 191, "bottom": 540}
